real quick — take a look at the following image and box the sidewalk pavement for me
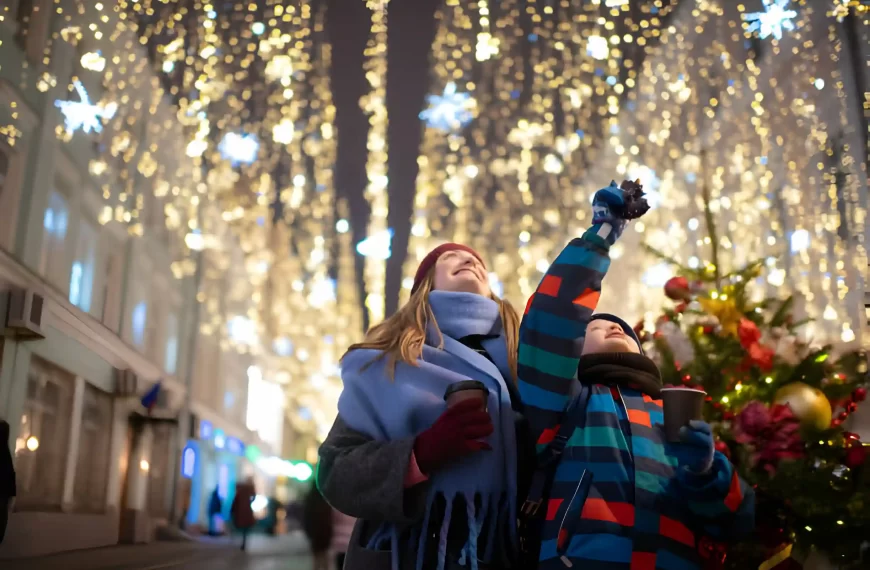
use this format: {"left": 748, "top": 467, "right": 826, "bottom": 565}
{"left": 2, "top": 531, "right": 312, "bottom": 570}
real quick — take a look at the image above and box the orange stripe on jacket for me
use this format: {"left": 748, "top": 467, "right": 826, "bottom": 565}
{"left": 724, "top": 469, "right": 744, "bottom": 512}
{"left": 580, "top": 498, "right": 635, "bottom": 527}
{"left": 573, "top": 288, "right": 600, "bottom": 309}
{"left": 537, "top": 425, "right": 560, "bottom": 446}
{"left": 660, "top": 515, "right": 695, "bottom": 547}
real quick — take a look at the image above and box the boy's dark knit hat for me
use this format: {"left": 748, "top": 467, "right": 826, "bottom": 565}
{"left": 588, "top": 313, "right": 644, "bottom": 355}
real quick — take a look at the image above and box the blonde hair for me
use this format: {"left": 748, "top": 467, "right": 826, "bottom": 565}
{"left": 343, "top": 271, "right": 520, "bottom": 382}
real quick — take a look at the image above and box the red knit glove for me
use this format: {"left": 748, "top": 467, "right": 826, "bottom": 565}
{"left": 413, "top": 398, "right": 493, "bottom": 474}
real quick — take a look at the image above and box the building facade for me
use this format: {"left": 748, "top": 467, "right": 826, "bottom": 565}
{"left": 0, "top": 0, "right": 285, "bottom": 559}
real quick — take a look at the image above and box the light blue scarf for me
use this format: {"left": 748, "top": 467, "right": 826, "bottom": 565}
{"left": 338, "top": 291, "right": 519, "bottom": 570}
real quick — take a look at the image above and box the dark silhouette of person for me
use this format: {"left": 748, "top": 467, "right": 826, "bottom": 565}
{"left": 0, "top": 420, "right": 16, "bottom": 545}
{"left": 207, "top": 487, "right": 223, "bottom": 536}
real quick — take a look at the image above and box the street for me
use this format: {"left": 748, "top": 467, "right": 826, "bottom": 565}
{"left": 1, "top": 532, "right": 315, "bottom": 570}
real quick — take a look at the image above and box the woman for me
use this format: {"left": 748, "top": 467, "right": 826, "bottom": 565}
{"left": 318, "top": 243, "right": 530, "bottom": 570}
{"left": 230, "top": 478, "right": 257, "bottom": 551}
{"left": 0, "top": 420, "right": 15, "bottom": 546}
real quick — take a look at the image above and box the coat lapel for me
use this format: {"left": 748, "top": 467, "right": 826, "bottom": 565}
{"left": 439, "top": 334, "right": 507, "bottom": 390}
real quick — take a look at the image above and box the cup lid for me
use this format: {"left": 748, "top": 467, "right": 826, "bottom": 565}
{"left": 444, "top": 380, "right": 488, "bottom": 399}
{"left": 660, "top": 387, "right": 707, "bottom": 394}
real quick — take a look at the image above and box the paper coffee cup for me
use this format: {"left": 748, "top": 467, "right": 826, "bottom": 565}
{"left": 444, "top": 380, "right": 488, "bottom": 411}
{"left": 661, "top": 387, "right": 706, "bottom": 442}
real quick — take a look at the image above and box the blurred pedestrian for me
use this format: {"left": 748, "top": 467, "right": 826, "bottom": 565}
{"left": 331, "top": 508, "right": 355, "bottom": 570}
{"left": 207, "top": 486, "right": 223, "bottom": 536}
{"left": 231, "top": 478, "right": 257, "bottom": 551}
{"left": 302, "top": 482, "right": 332, "bottom": 570}
{"left": 0, "top": 420, "right": 15, "bottom": 546}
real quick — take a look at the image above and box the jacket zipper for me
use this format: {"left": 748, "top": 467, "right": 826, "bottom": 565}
{"left": 556, "top": 469, "right": 594, "bottom": 567}
{"left": 615, "top": 386, "right": 635, "bottom": 462}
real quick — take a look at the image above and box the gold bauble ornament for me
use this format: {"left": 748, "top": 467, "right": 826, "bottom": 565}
{"left": 773, "top": 382, "right": 833, "bottom": 431}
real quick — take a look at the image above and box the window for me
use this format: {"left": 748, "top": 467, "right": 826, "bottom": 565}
{"left": 69, "top": 218, "right": 97, "bottom": 312}
{"left": 40, "top": 190, "right": 70, "bottom": 289}
{"left": 73, "top": 384, "right": 112, "bottom": 512}
{"left": 127, "top": 277, "right": 151, "bottom": 349}
{"left": 15, "top": 357, "right": 75, "bottom": 510}
{"left": 164, "top": 312, "right": 179, "bottom": 375}
{"left": 131, "top": 301, "right": 148, "bottom": 348}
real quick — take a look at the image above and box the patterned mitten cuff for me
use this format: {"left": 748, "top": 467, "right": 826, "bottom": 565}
{"left": 592, "top": 181, "right": 629, "bottom": 242}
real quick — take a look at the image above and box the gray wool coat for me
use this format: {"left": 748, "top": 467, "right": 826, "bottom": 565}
{"left": 317, "top": 416, "right": 431, "bottom": 570}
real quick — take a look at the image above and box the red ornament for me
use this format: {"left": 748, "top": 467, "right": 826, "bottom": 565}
{"left": 714, "top": 440, "right": 731, "bottom": 459}
{"left": 737, "top": 318, "right": 762, "bottom": 349}
{"left": 664, "top": 276, "right": 692, "bottom": 301}
{"left": 747, "top": 343, "right": 775, "bottom": 371}
{"left": 831, "top": 418, "right": 843, "bottom": 427}
{"left": 702, "top": 325, "right": 715, "bottom": 334}
{"left": 846, "top": 402, "right": 858, "bottom": 414}
{"left": 682, "top": 374, "right": 692, "bottom": 384}
{"left": 675, "top": 301, "right": 689, "bottom": 314}
{"left": 839, "top": 412, "right": 849, "bottom": 421}
{"left": 852, "top": 387, "right": 867, "bottom": 402}
{"left": 844, "top": 444, "right": 867, "bottom": 469}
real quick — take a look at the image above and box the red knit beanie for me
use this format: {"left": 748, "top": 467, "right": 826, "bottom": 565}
{"left": 411, "top": 243, "right": 486, "bottom": 294}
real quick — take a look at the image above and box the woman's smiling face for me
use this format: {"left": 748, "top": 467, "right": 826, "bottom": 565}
{"left": 432, "top": 250, "right": 490, "bottom": 296}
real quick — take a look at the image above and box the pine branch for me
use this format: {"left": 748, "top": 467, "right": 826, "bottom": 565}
{"left": 768, "top": 296, "right": 796, "bottom": 328}
{"left": 642, "top": 244, "right": 706, "bottom": 281}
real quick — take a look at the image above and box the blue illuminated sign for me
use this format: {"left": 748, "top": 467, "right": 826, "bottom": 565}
{"left": 181, "top": 444, "right": 197, "bottom": 479}
{"left": 199, "top": 420, "right": 214, "bottom": 440}
{"left": 214, "top": 429, "right": 226, "bottom": 450}
{"left": 226, "top": 437, "right": 245, "bottom": 456}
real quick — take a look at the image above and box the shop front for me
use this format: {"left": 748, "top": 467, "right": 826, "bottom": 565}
{"left": 180, "top": 418, "right": 247, "bottom": 530}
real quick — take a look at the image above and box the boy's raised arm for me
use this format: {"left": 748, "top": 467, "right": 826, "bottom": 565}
{"left": 517, "top": 180, "right": 649, "bottom": 451}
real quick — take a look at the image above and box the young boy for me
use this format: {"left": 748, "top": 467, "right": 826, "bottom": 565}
{"left": 518, "top": 181, "right": 754, "bottom": 570}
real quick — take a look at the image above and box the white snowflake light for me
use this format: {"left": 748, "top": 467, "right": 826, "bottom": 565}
{"left": 54, "top": 80, "right": 117, "bottom": 135}
{"left": 742, "top": 0, "right": 798, "bottom": 41}
{"left": 419, "top": 82, "right": 476, "bottom": 132}
{"left": 218, "top": 132, "right": 259, "bottom": 165}
{"left": 356, "top": 228, "right": 393, "bottom": 260}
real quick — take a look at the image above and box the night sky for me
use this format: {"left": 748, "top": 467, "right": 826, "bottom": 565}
{"left": 327, "top": 0, "right": 441, "bottom": 329}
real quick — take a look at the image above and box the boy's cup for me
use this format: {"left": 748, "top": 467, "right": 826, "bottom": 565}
{"left": 444, "top": 380, "right": 488, "bottom": 412}
{"left": 660, "top": 387, "right": 706, "bottom": 442}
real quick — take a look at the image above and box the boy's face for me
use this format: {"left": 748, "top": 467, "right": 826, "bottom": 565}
{"left": 582, "top": 319, "right": 640, "bottom": 355}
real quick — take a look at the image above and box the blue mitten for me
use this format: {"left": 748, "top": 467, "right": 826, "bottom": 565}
{"left": 591, "top": 181, "right": 629, "bottom": 242}
{"left": 672, "top": 420, "right": 715, "bottom": 476}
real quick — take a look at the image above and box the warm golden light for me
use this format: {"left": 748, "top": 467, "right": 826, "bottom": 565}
{"left": 25, "top": 436, "right": 40, "bottom": 452}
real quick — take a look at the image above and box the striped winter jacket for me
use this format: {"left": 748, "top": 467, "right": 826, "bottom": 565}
{"left": 518, "top": 222, "right": 755, "bottom": 570}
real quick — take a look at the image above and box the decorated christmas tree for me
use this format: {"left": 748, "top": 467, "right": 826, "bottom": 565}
{"left": 639, "top": 226, "right": 869, "bottom": 567}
